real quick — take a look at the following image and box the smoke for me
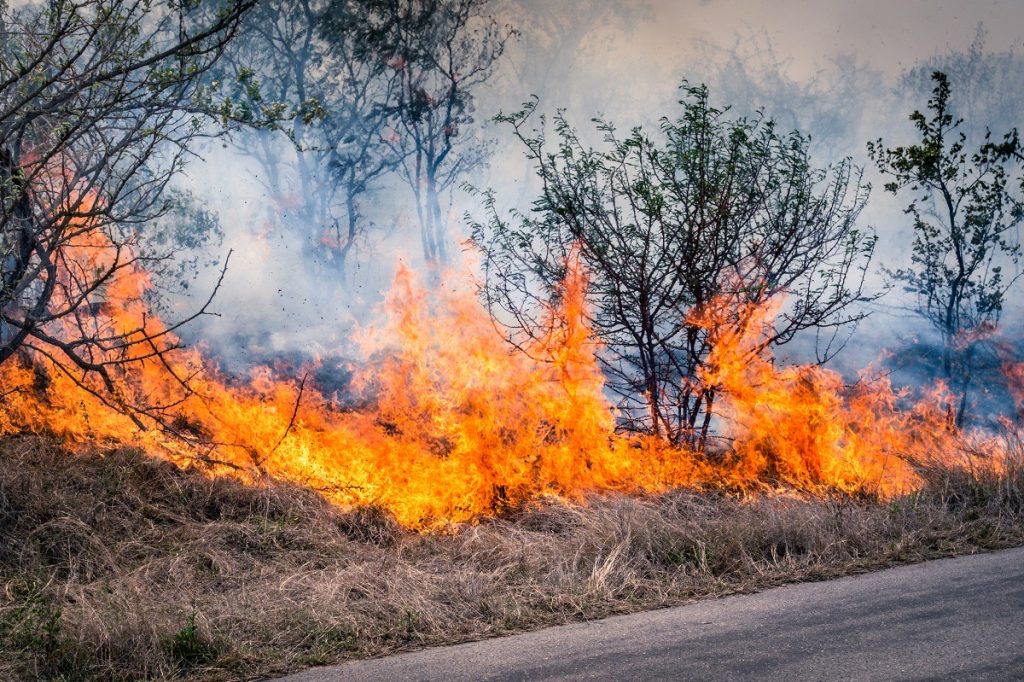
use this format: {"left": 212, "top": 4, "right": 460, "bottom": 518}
{"left": 167, "top": 0, "right": 1024, "bottom": 406}
{"left": 169, "top": 135, "right": 414, "bottom": 369}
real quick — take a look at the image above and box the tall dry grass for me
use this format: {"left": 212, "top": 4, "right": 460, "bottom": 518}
{"left": 1, "top": 434, "right": 1022, "bottom": 680}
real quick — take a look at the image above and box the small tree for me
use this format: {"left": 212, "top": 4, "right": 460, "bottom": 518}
{"left": 353, "top": 0, "right": 513, "bottom": 268}
{"left": 869, "top": 71, "right": 1024, "bottom": 426}
{"left": 473, "top": 83, "right": 876, "bottom": 446}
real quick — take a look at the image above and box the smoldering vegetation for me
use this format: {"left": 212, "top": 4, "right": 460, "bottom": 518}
{"left": 2, "top": 436, "right": 1022, "bottom": 681}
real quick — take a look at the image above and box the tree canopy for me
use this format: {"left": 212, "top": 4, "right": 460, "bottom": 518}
{"left": 473, "top": 83, "right": 877, "bottom": 445}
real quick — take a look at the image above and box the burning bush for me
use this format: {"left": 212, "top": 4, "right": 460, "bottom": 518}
{"left": 472, "top": 82, "right": 877, "bottom": 446}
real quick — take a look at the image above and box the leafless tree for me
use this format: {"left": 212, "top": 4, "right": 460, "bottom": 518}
{"left": 0, "top": 0, "right": 252, "bottom": 419}
{"left": 472, "top": 84, "right": 877, "bottom": 447}
{"left": 899, "top": 26, "right": 1024, "bottom": 143}
{"left": 352, "top": 0, "right": 513, "bottom": 269}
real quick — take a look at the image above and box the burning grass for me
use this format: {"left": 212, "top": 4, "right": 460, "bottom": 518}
{"left": 2, "top": 252, "right": 1004, "bottom": 529}
{"left": 2, "top": 435, "right": 1023, "bottom": 681}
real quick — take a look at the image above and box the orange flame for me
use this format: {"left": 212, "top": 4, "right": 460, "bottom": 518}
{"left": 0, "top": 224, "right": 1013, "bottom": 527}
{"left": 690, "top": 297, "right": 969, "bottom": 497}
{"left": 1006, "top": 360, "right": 1024, "bottom": 418}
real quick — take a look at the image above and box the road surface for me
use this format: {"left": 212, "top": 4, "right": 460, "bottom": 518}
{"left": 281, "top": 547, "right": 1024, "bottom": 681}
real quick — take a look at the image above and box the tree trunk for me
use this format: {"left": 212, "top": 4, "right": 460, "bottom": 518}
{"left": 425, "top": 172, "right": 447, "bottom": 268}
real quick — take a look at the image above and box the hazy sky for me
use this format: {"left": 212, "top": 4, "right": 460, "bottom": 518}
{"left": 184, "top": 0, "right": 1024, "bottom": 362}
{"left": 635, "top": 0, "right": 1022, "bottom": 77}
{"left": 487, "top": 0, "right": 1024, "bottom": 160}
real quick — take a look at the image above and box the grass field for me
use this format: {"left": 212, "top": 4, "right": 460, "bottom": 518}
{"left": 2, "top": 435, "right": 1022, "bottom": 680}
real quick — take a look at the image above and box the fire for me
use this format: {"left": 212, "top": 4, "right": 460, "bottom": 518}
{"left": 1006, "top": 360, "right": 1024, "bottom": 418}
{"left": 691, "top": 297, "right": 966, "bottom": 497}
{"left": 0, "top": 218, "right": 1013, "bottom": 527}
{"left": 0, "top": 232, "right": 701, "bottom": 526}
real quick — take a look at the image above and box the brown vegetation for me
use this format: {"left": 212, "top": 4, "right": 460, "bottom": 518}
{"left": 1, "top": 435, "right": 1022, "bottom": 681}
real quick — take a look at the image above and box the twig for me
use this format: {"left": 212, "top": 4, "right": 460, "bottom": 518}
{"left": 266, "top": 372, "right": 308, "bottom": 462}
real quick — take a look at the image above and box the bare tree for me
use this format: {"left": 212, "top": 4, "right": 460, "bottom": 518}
{"left": 218, "top": 0, "right": 401, "bottom": 277}
{"left": 472, "top": 83, "right": 876, "bottom": 446}
{"left": 688, "top": 32, "right": 882, "bottom": 163}
{"left": 869, "top": 71, "right": 1024, "bottom": 426}
{"left": 496, "top": 0, "right": 648, "bottom": 109}
{"left": 353, "top": 0, "right": 513, "bottom": 268}
{"left": 0, "top": 0, "right": 252, "bottom": 418}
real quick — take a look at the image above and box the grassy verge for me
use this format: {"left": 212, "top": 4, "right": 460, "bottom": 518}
{"left": 1, "top": 435, "right": 1022, "bottom": 680}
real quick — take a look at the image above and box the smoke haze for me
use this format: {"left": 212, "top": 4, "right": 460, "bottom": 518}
{"left": 176, "top": 0, "right": 1024, "bottom": 401}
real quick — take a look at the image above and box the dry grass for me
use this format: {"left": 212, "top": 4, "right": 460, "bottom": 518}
{"left": 1, "top": 435, "right": 1023, "bottom": 681}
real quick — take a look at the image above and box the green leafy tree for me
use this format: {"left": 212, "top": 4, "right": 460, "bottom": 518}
{"left": 869, "top": 71, "right": 1024, "bottom": 426}
{"left": 473, "top": 83, "right": 876, "bottom": 446}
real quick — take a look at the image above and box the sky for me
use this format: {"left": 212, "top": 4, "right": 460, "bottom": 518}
{"left": 648, "top": 0, "right": 1023, "bottom": 77}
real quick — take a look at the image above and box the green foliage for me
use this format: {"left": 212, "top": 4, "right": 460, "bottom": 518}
{"left": 0, "top": 577, "right": 67, "bottom": 674}
{"left": 474, "top": 82, "right": 876, "bottom": 444}
{"left": 164, "top": 610, "right": 220, "bottom": 671}
{"left": 869, "top": 71, "right": 1024, "bottom": 423}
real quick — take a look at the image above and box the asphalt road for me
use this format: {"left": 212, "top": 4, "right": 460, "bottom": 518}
{"left": 280, "top": 547, "right": 1024, "bottom": 681}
